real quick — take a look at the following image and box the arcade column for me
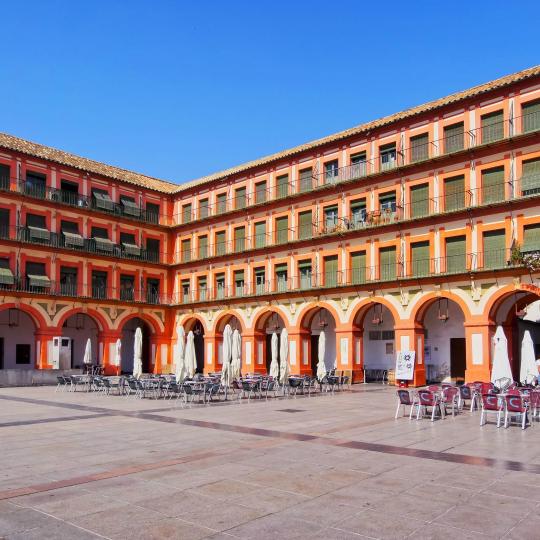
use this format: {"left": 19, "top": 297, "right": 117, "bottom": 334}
{"left": 463, "top": 319, "right": 493, "bottom": 383}
{"left": 394, "top": 322, "right": 426, "bottom": 387}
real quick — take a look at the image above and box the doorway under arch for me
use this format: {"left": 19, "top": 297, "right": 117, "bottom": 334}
{"left": 183, "top": 317, "right": 205, "bottom": 373}
{"left": 120, "top": 317, "right": 151, "bottom": 374}
{"left": 62, "top": 313, "right": 100, "bottom": 369}
{"left": 0, "top": 308, "right": 37, "bottom": 369}
{"left": 299, "top": 307, "right": 336, "bottom": 376}
{"left": 254, "top": 310, "right": 287, "bottom": 373}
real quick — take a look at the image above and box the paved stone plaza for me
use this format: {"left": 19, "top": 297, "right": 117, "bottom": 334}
{"left": 0, "top": 385, "right": 539, "bottom": 539}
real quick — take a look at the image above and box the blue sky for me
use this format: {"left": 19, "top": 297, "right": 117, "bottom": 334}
{"left": 1, "top": 0, "right": 539, "bottom": 184}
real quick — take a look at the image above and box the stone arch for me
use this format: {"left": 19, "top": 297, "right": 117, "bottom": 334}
{"left": 485, "top": 284, "right": 540, "bottom": 324}
{"left": 55, "top": 307, "right": 109, "bottom": 333}
{"left": 410, "top": 291, "right": 472, "bottom": 324}
{"left": 213, "top": 309, "right": 246, "bottom": 334}
{"left": 178, "top": 314, "right": 209, "bottom": 334}
{"left": 0, "top": 302, "right": 48, "bottom": 330}
{"left": 253, "top": 306, "right": 290, "bottom": 332}
{"left": 296, "top": 302, "right": 341, "bottom": 331}
{"left": 350, "top": 296, "right": 401, "bottom": 331}
{"left": 115, "top": 311, "right": 162, "bottom": 335}
{"left": 252, "top": 307, "right": 289, "bottom": 374}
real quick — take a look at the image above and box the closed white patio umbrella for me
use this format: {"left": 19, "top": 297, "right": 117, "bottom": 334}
{"left": 133, "top": 327, "right": 143, "bottom": 379}
{"left": 175, "top": 325, "right": 186, "bottom": 383}
{"left": 520, "top": 330, "right": 537, "bottom": 385}
{"left": 114, "top": 338, "right": 121, "bottom": 371}
{"left": 491, "top": 325, "right": 513, "bottom": 386}
{"left": 316, "top": 330, "right": 327, "bottom": 381}
{"left": 269, "top": 332, "right": 279, "bottom": 379}
{"left": 231, "top": 328, "right": 242, "bottom": 379}
{"left": 279, "top": 328, "right": 290, "bottom": 385}
{"left": 185, "top": 330, "right": 196, "bottom": 378}
{"left": 221, "top": 324, "right": 233, "bottom": 386}
{"left": 83, "top": 338, "right": 92, "bottom": 366}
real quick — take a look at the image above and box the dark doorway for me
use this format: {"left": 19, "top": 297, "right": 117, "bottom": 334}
{"left": 0, "top": 337, "right": 3, "bottom": 369}
{"left": 16, "top": 344, "right": 31, "bottom": 365}
{"left": 265, "top": 334, "right": 282, "bottom": 373}
{"left": 194, "top": 332, "right": 204, "bottom": 373}
{"left": 310, "top": 335, "right": 319, "bottom": 376}
{"left": 450, "top": 338, "right": 466, "bottom": 381}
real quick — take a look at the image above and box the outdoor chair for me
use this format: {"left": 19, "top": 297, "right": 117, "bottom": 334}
{"left": 124, "top": 379, "right": 142, "bottom": 398}
{"left": 395, "top": 389, "right": 418, "bottom": 419}
{"left": 69, "top": 375, "right": 86, "bottom": 392}
{"left": 92, "top": 377, "right": 104, "bottom": 394}
{"left": 326, "top": 375, "right": 340, "bottom": 394}
{"left": 479, "top": 394, "right": 504, "bottom": 427}
{"left": 427, "top": 385, "right": 441, "bottom": 393}
{"left": 415, "top": 390, "right": 444, "bottom": 421}
{"left": 260, "top": 378, "right": 278, "bottom": 400}
{"left": 339, "top": 373, "right": 351, "bottom": 390}
{"left": 302, "top": 377, "right": 317, "bottom": 396}
{"left": 441, "top": 386, "right": 459, "bottom": 417}
{"left": 288, "top": 377, "right": 303, "bottom": 397}
{"left": 102, "top": 378, "right": 120, "bottom": 396}
{"left": 238, "top": 380, "right": 260, "bottom": 402}
{"left": 55, "top": 376, "right": 69, "bottom": 392}
{"left": 180, "top": 383, "right": 203, "bottom": 406}
{"left": 529, "top": 390, "right": 540, "bottom": 421}
{"left": 458, "top": 384, "right": 476, "bottom": 411}
{"left": 504, "top": 394, "right": 530, "bottom": 430}
{"left": 206, "top": 382, "right": 223, "bottom": 402}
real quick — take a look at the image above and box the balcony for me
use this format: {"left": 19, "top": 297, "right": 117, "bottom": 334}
{"left": 0, "top": 180, "right": 167, "bottom": 226}
{"left": 0, "top": 226, "right": 162, "bottom": 264}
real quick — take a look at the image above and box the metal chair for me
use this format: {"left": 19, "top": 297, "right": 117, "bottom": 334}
{"left": 480, "top": 393, "right": 504, "bottom": 427}
{"left": 395, "top": 389, "right": 417, "bottom": 419}
{"left": 504, "top": 394, "right": 531, "bottom": 429}
{"left": 441, "top": 386, "right": 459, "bottom": 417}
{"left": 415, "top": 390, "right": 444, "bottom": 421}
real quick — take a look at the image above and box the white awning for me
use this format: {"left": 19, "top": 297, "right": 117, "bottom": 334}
{"left": 0, "top": 267, "right": 14, "bottom": 285}
{"left": 94, "top": 237, "right": 114, "bottom": 252}
{"left": 28, "top": 274, "right": 50, "bottom": 288}
{"left": 28, "top": 226, "right": 50, "bottom": 241}
{"left": 123, "top": 242, "right": 141, "bottom": 256}
{"left": 121, "top": 199, "right": 141, "bottom": 216}
{"left": 63, "top": 231, "right": 84, "bottom": 247}
{"left": 93, "top": 192, "right": 114, "bottom": 211}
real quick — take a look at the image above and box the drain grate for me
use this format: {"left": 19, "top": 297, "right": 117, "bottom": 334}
{"left": 277, "top": 408, "right": 305, "bottom": 413}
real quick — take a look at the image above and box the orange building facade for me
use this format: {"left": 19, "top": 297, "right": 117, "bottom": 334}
{"left": 2, "top": 66, "right": 540, "bottom": 385}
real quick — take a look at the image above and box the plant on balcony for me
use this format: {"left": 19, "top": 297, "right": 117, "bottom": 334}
{"left": 523, "top": 251, "right": 540, "bottom": 271}
{"left": 510, "top": 243, "right": 523, "bottom": 265}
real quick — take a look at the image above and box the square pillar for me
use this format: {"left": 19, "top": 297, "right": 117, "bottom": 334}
{"left": 394, "top": 324, "right": 426, "bottom": 387}
{"left": 335, "top": 329, "right": 364, "bottom": 382}
{"left": 463, "top": 320, "right": 493, "bottom": 383}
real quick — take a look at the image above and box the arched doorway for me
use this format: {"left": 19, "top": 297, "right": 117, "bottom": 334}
{"left": 61, "top": 313, "right": 99, "bottom": 370}
{"left": 300, "top": 307, "right": 336, "bottom": 376}
{"left": 254, "top": 310, "right": 287, "bottom": 373}
{"left": 119, "top": 317, "right": 151, "bottom": 375}
{"left": 0, "top": 308, "right": 37, "bottom": 369}
{"left": 183, "top": 317, "right": 205, "bottom": 373}
{"left": 489, "top": 290, "right": 540, "bottom": 380}
{"left": 417, "top": 298, "right": 466, "bottom": 383}
{"left": 353, "top": 302, "right": 396, "bottom": 382}
{"left": 215, "top": 313, "right": 242, "bottom": 366}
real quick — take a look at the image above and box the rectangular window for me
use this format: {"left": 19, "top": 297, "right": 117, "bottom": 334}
{"left": 120, "top": 274, "right": 135, "bottom": 301}
{"left": 215, "top": 231, "right": 226, "bottom": 256}
{"left": 26, "top": 213, "right": 46, "bottom": 229}
{"left": 91, "top": 226, "right": 108, "bottom": 239}
{"left": 181, "top": 238, "right": 191, "bottom": 262}
{"left": 91, "top": 226, "right": 113, "bottom": 252}
{"left": 198, "top": 235, "right": 208, "bottom": 259}
{"left": 444, "top": 175, "right": 465, "bottom": 212}
{"left": 298, "top": 210, "right": 312, "bottom": 239}
{"left": 25, "top": 171, "right": 46, "bottom": 198}
{"left": 255, "top": 181, "right": 267, "bottom": 204}
{"left": 235, "top": 187, "right": 246, "bottom": 209}
{"left": 215, "top": 273, "right": 226, "bottom": 299}
{"left": 410, "top": 133, "right": 429, "bottom": 162}
{"left": 234, "top": 270, "right": 244, "bottom": 296}
{"left": 350, "top": 152, "right": 367, "bottom": 179}
{"left": 411, "top": 241, "right": 430, "bottom": 277}
{"left": 275, "top": 263, "right": 288, "bottom": 292}
{"left": 276, "top": 174, "right": 289, "bottom": 198}
{"left": 91, "top": 270, "right": 108, "bottom": 299}
{"left": 410, "top": 183, "right": 429, "bottom": 218}
{"left": 351, "top": 251, "right": 366, "bottom": 284}
{"left": 91, "top": 188, "right": 114, "bottom": 212}
{"left": 255, "top": 268, "right": 266, "bottom": 295}
{"left": 59, "top": 266, "right": 77, "bottom": 296}
{"left": 350, "top": 199, "right": 367, "bottom": 228}
{"left": 0, "top": 163, "right": 11, "bottom": 190}
{"left": 145, "top": 202, "right": 160, "bottom": 223}
{"left": 0, "top": 208, "right": 8, "bottom": 239}
{"left": 323, "top": 255, "right": 338, "bottom": 287}
{"left": 217, "top": 192, "right": 227, "bottom": 214}
{"left": 481, "top": 166, "right": 505, "bottom": 204}
{"left": 120, "top": 232, "right": 136, "bottom": 245}
{"left": 446, "top": 235, "right": 467, "bottom": 274}
{"left": 181, "top": 279, "right": 190, "bottom": 303}
{"left": 483, "top": 229, "right": 506, "bottom": 269}
{"left": 380, "top": 246, "right": 397, "bottom": 280}
{"left": 299, "top": 168, "right": 313, "bottom": 192}
{"left": 26, "top": 261, "right": 49, "bottom": 289}
{"left": 481, "top": 110, "right": 504, "bottom": 143}
{"left": 379, "top": 191, "right": 397, "bottom": 212}
{"left": 60, "top": 220, "right": 79, "bottom": 234}
{"left": 521, "top": 158, "right": 540, "bottom": 196}
{"left": 146, "top": 278, "right": 160, "bottom": 304}
{"left": 199, "top": 198, "right": 209, "bottom": 219}
{"left": 61, "top": 220, "right": 83, "bottom": 248}
{"left": 182, "top": 203, "right": 192, "bottom": 224}
{"left": 26, "top": 214, "right": 49, "bottom": 243}
{"left": 120, "top": 195, "right": 140, "bottom": 217}
{"left": 298, "top": 259, "right": 312, "bottom": 289}
{"left": 522, "top": 100, "right": 540, "bottom": 134}
{"left": 16, "top": 344, "right": 31, "bottom": 365}
{"left": 275, "top": 216, "right": 288, "bottom": 244}
{"left": 444, "top": 122, "right": 464, "bottom": 153}
{"left": 254, "top": 221, "right": 266, "bottom": 248}
{"left": 234, "top": 226, "right": 245, "bottom": 252}
{"left": 523, "top": 224, "right": 540, "bottom": 253}
{"left": 198, "top": 276, "right": 207, "bottom": 301}
{"left": 324, "top": 160, "right": 339, "bottom": 184}
{"left": 60, "top": 180, "right": 79, "bottom": 205}
{"left": 324, "top": 205, "right": 339, "bottom": 233}
{"left": 146, "top": 238, "right": 160, "bottom": 263}
{"left": 0, "top": 257, "right": 14, "bottom": 286}
{"left": 380, "top": 143, "right": 397, "bottom": 171}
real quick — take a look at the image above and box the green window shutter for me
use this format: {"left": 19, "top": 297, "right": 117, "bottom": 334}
{"left": 181, "top": 280, "right": 190, "bottom": 303}
{"left": 350, "top": 199, "right": 367, "bottom": 226}
{"left": 523, "top": 224, "right": 540, "bottom": 252}
{"left": 275, "top": 263, "right": 288, "bottom": 292}
{"left": 254, "top": 221, "right": 266, "bottom": 248}
{"left": 215, "top": 231, "right": 226, "bottom": 256}
{"left": 275, "top": 216, "right": 288, "bottom": 243}
{"left": 276, "top": 174, "right": 289, "bottom": 198}
{"left": 182, "top": 204, "right": 192, "bottom": 223}
{"left": 481, "top": 110, "right": 504, "bottom": 143}
{"left": 443, "top": 122, "right": 464, "bottom": 153}
{"left": 324, "top": 256, "right": 338, "bottom": 287}
{"left": 298, "top": 211, "right": 312, "bottom": 239}
{"left": 234, "top": 270, "right": 244, "bottom": 296}
{"left": 199, "top": 199, "right": 209, "bottom": 219}
{"left": 410, "top": 133, "right": 429, "bottom": 162}
{"left": 217, "top": 193, "right": 227, "bottom": 213}
{"left": 351, "top": 251, "right": 366, "bottom": 284}
{"left": 324, "top": 205, "right": 339, "bottom": 231}
{"left": 215, "top": 274, "right": 225, "bottom": 299}
{"left": 411, "top": 241, "right": 430, "bottom": 277}
{"left": 445, "top": 236, "right": 466, "bottom": 274}
{"left": 181, "top": 239, "right": 191, "bottom": 262}
{"left": 410, "top": 183, "right": 429, "bottom": 218}
{"left": 255, "top": 268, "right": 266, "bottom": 294}
{"left": 522, "top": 158, "right": 540, "bottom": 195}
{"left": 482, "top": 167, "right": 505, "bottom": 204}
{"left": 483, "top": 230, "right": 506, "bottom": 269}
{"left": 234, "top": 227, "right": 245, "bottom": 252}
{"left": 444, "top": 175, "right": 465, "bottom": 211}
{"left": 299, "top": 168, "right": 312, "bottom": 192}
{"left": 198, "top": 278, "right": 207, "bottom": 301}
{"left": 380, "top": 247, "right": 397, "bottom": 280}
{"left": 522, "top": 100, "right": 540, "bottom": 133}
{"left": 255, "top": 181, "right": 266, "bottom": 204}
{"left": 198, "top": 235, "right": 208, "bottom": 259}
{"left": 235, "top": 188, "right": 246, "bottom": 209}
{"left": 298, "top": 260, "right": 312, "bottom": 289}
